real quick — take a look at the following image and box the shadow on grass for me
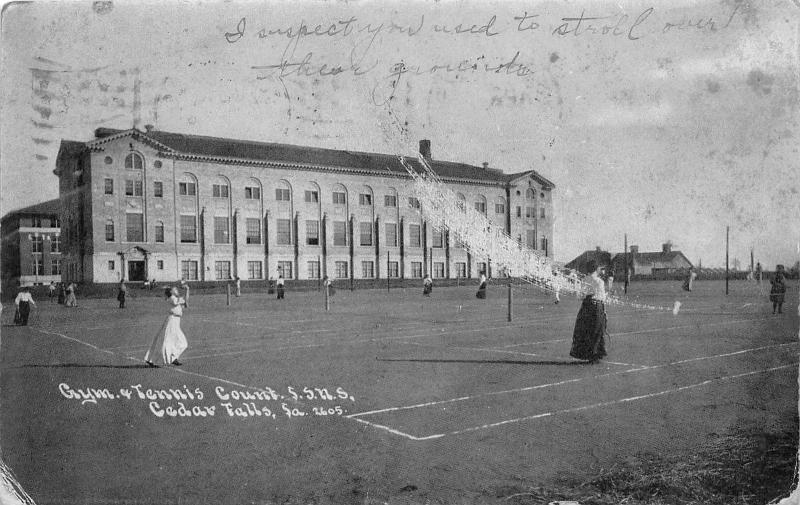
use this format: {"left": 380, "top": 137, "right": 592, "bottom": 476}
{"left": 376, "top": 357, "right": 591, "bottom": 365}
{"left": 12, "top": 363, "right": 153, "bottom": 369}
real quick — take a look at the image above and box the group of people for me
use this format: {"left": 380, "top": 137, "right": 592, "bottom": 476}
{"left": 46, "top": 281, "right": 78, "bottom": 306}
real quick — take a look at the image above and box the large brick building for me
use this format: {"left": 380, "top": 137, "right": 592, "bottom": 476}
{"left": 1, "top": 199, "right": 62, "bottom": 287}
{"left": 54, "top": 127, "right": 554, "bottom": 284}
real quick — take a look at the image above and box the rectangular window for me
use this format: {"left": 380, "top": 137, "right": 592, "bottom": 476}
{"left": 51, "top": 235, "right": 61, "bottom": 253}
{"left": 33, "top": 257, "right": 43, "bottom": 276}
{"left": 276, "top": 219, "right": 292, "bottom": 245}
{"left": 105, "top": 221, "right": 115, "bottom": 241}
{"left": 247, "top": 261, "right": 263, "bottom": 280}
{"left": 526, "top": 230, "right": 536, "bottom": 248}
{"left": 214, "top": 217, "right": 230, "bottom": 244}
{"left": 540, "top": 207, "right": 546, "bottom": 218}
{"left": 335, "top": 261, "right": 348, "bottom": 279}
{"left": 387, "top": 261, "right": 399, "bottom": 278}
{"left": 305, "top": 220, "right": 319, "bottom": 245}
{"left": 180, "top": 215, "right": 197, "bottom": 243}
{"left": 52, "top": 217, "right": 60, "bottom": 228}
{"left": 108, "top": 260, "right": 115, "bottom": 271}
{"left": 245, "top": 187, "right": 261, "bottom": 200}
{"left": 526, "top": 207, "right": 536, "bottom": 218}
{"left": 455, "top": 262, "right": 466, "bottom": 278}
{"left": 31, "top": 235, "right": 43, "bottom": 253}
{"left": 359, "top": 222, "right": 372, "bottom": 246}
{"left": 432, "top": 229, "right": 443, "bottom": 248}
{"left": 307, "top": 261, "right": 320, "bottom": 280}
{"left": 385, "top": 223, "right": 398, "bottom": 247}
{"left": 104, "top": 178, "right": 114, "bottom": 195}
{"left": 155, "top": 223, "right": 165, "bottom": 243}
{"left": 212, "top": 184, "right": 229, "bottom": 198}
{"left": 541, "top": 237, "right": 547, "bottom": 251}
{"left": 275, "top": 188, "right": 290, "bottom": 201}
{"left": 384, "top": 195, "right": 397, "bottom": 207}
{"left": 516, "top": 206, "right": 522, "bottom": 218}
{"left": 246, "top": 218, "right": 261, "bottom": 244}
{"left": 333, "top": 221, "right": 347, "bottom": 246}
{"left": 411, "top": 262, "right": 423, "bottom": 279}
{"left": 433, "top": 262, "right": 445, "bottom": 279}
{"left": 304, "top": 190, "right": 319, "bottom": 203}
{"left": 157, "top": 260, "right": 164, "bottom": 270}
{"left": 359, "top": 194, "right": 372, "bottom": 206}
{"left": 408, "top": 224, "right": 421, "bottom": 247}
{"left": 495, "top": 203, "right": 505, "bottom": 214}
{"left": 32, "top": 216, "right": 43, "bottom": 228}
{"left": 126, "top": 213, "right": 144, "bottom": 242}
{"left": 277, "top": 261, "right": 293, "bottom": 279}
{"left": 474, "top": 202, "right": 486, "bottom": 214}
{"left": 215, "top": 261, "right": 231, "bottom": 280}
{"left": 332, "top": 191, "right": 346, "bottom": 205}
{"left": 477, "top": 262, "right": 487, "bottom": 275}
{"left": 153, "top": 181, "right": 163, "bottom": 198}
{"left": 361, "top": 261, "right": 374, "bottom": 278}
{"left": 408, "top": 197, "right": 420, "bottom": 209}
{"left": 51, "top": 258, "right": 61, "bottom": 275}
{"left": 181, "top": 260, "right": 198, "bottom": 281}
{"left": 125, "top": 180, "right": 143, "bottom": 196}
{"left": 179, "top": 182, "right": 196, "bottom": 196}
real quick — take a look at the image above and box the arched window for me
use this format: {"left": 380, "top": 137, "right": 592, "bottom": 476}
{"left": 212, "top": 176, "right": 231, "bottom": 199}
{"left": 178, "top": 173, "right": 198, "bottom": 197}
{"left": 304, "top": 182, "right": 320, "bottom": 204}
{"left": 456, "top": 192, "right": 466, "bottom": 212}
{"left": 526, "top": 188, "right": 535, "bottom": 200}
{"left": 125, "top": 153, "right": 144, "bottom": 170}
{"left": 359, "top": 185, "right": 374, "bottom": 206}
{"left": 474, "top": 195, "right": 487, "bottom": 215}
{"left": 275, "top": 179, "right": 292, "bottom": 202}
{"left": 332, "top": 183, "right": 347, "bottom": 205}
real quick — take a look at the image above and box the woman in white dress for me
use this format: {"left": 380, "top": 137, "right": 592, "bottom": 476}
{"left": 145, "top": 284, "right": 189, "bottom": 367}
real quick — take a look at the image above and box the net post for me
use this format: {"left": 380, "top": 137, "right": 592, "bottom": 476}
{"left": 226, "top": 282, "right": 231, "bottom": 306}
{"left": 507, "top": 282, "right": 513, "bottom": 322}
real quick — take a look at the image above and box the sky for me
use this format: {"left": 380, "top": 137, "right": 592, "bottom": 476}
{"left": 1, "top": 0, "right": 798, "bottom": 269}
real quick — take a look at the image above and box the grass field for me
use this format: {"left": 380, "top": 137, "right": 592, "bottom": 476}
{"left": 1, "top": 280, "right": 797, "bottom": 504}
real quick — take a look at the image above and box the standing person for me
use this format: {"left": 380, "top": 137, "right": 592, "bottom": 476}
{"left": 235, "top": 276, "right": 241, "bottom": 297}
{"left": 48, "top": 281, "right": 56, "bottom": 303}
{"left": 682, "top": 267, "right": 697, "bottom": 292}
{"left": 552, "top": 270, "right": 561, "bottom": 304}
{"left": 755, "top": 262, "right": 763, "bottom": 285}
{"left": 144, "top": 283, "right": 190, "bottom": 367}
{"left": 14, "top": 287, "right": 36, "bottom": 326}
{"left": 117, "top": 280, "right": 127, "bottom": 309}
{"left": 476, "top": 272, "right": 487, "bottom": 299}
{"left": 57, "top": 283, "right": 66, "bottom": 304}
{"left": 276, "top": 274, "right": 285, "bottom": 300}
{"left": 569, "top": 260, "right": 608, "bottom": 364}
{"left": 605, "top": 267, "right": 614, "bottom": 294}
{"left": 323, "top": 275, "right": 335, "bottom": 296}
{"left": 267, "top": 276, "right": 275, "bottom": 295}
{"left": 423, "top": 274, "right": 433, "bottom": 297}
{"left": 770, "top": 266, "right": 787, "bottom": 314}
{"left": 64, "top": 282, "right": 77, "bottom": 307}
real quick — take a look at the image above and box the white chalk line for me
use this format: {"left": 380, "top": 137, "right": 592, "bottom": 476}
{"left": 353, "top": 363, "right": 797, "bottom": 441}
{"left": 348, "top": 342, "right": 797, "bottom": 419}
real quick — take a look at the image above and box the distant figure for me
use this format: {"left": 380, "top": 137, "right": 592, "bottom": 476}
{"left": 323, "top": 275, "right": 335, "bottom": 296}
{"left": 276, "top": 274, "right": 285, "bottom": 300}
{"left": 605, "top": 268, "right": 614, "bottom": 294}
{"left": 14, "top": 287, "right": 36, "bottom": 326}
{"left": 48, "top": 281, "right": 56, "bottom": 302}
{"left": 552, "top": 270, "right": 561, "bottom": 304}
{"left": 755, "top": 262, "right": 763, "bottom": 285}
{"left": 64, "top": 283, "right": 77, "bottom": 307}
{"left": 423, "top": 275, "right": 433, "bottom": 297}
{"left": 145, "top": 283, "right": 190, "bottom": 367}
{"left": 57, "top": 283, "right": 66, "bottom": 304}
{"left": 476, "top": 273, "right": 487, "bottom": 299}
{"left": 770, "top": 267, "right": 787, "bottom": 314}
{"left": 682, "top": 267, "right": 697, "bottom": 292}
{"left": 117, "top": 280, "right": 127, "bottom": 309}
{"left": 569, "top": 260, "right": 608, "bottom": 364}
{"left": 267, "top": 277, "right": 275, "bottom": 295}
{"left": 235, "top": 276, "right": 241, "bottom": 297}
{"left": 150, "top": 278, "right": 157, "bottom": 291}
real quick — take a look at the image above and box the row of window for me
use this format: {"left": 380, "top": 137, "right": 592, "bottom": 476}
{"left": 30, "top": 257, "right": 60, "bottom": 276}
{"left": 104, "top": 216, "right": 462, "bottom": 249}
{"left": 28, "top": 216, "right": 61, "bottom": 228}
{"left": 30, "top": 235, "right": 61, "bottom": 253}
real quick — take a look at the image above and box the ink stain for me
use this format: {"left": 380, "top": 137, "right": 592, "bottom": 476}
{"left": 549, "top": 52, "right": 560, "bottom": 63}
{"left": 706, "top": 80, "right": 720, "bottom": 93}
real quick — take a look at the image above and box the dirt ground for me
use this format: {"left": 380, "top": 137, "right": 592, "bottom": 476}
{"left": 1, "top": 280, "right": 797, "bottom": 504}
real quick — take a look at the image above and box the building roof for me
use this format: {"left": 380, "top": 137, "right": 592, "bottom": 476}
{"left": 564, "top": 249, "right": 613, "bottom": 270}
{"left": 611, "top": 251, "right": 693, "bottom": 268}
{"left": 78, "top": 128, "right": 555, "bottom": 188}
{"left": 3, "top": 199, "right": 61, "bottom": 218}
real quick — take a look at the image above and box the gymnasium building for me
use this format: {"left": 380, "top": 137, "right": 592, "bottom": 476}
{"left": 54, "top": 127, "right": 554, "bottom": 284}
{"left": 1, "top": 199, "right": 62, "bottom": 288}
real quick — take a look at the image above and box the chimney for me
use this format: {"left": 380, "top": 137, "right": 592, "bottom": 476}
{"left": 144, "top": 124, "right": 155, "bottom": 132}
{"left": 630, "top": 245, "right": 639, "bottom": 254}
{"left": 662, "top": 243, "right": 672, "bottom": 253}
{"left": 482, "top": 162, "right": 489, "bottom": 170}
{"left": 596, "top": 246, "right": 601, "bottom": 252}
{"left": 419, "top": 139, "right": 431, "bottom": 160}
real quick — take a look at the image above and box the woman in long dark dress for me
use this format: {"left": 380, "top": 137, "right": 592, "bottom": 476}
{"left": 569, "top": 260, "right": 608, "bottom": 363}
{"left": 770, "top": 268, "right": 787, "bottom": 314}
{"left": 476, "top": 273, "right": 487, "bottom": 299}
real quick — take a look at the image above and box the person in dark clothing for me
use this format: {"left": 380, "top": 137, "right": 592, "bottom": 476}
{"left": 117, "top": 280, "right": 127, "bottom": 309}
{"left": 476, "top": 273, "right": 487, "bottom": 299}
{"left": 14, "top": 287, "right": 36, "bottom": 326}
{"left": 569, "top": 260, "right": 608, "bottom": 364}
{"left": 770, "top": 266, "right": 787, "bottom": 314}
